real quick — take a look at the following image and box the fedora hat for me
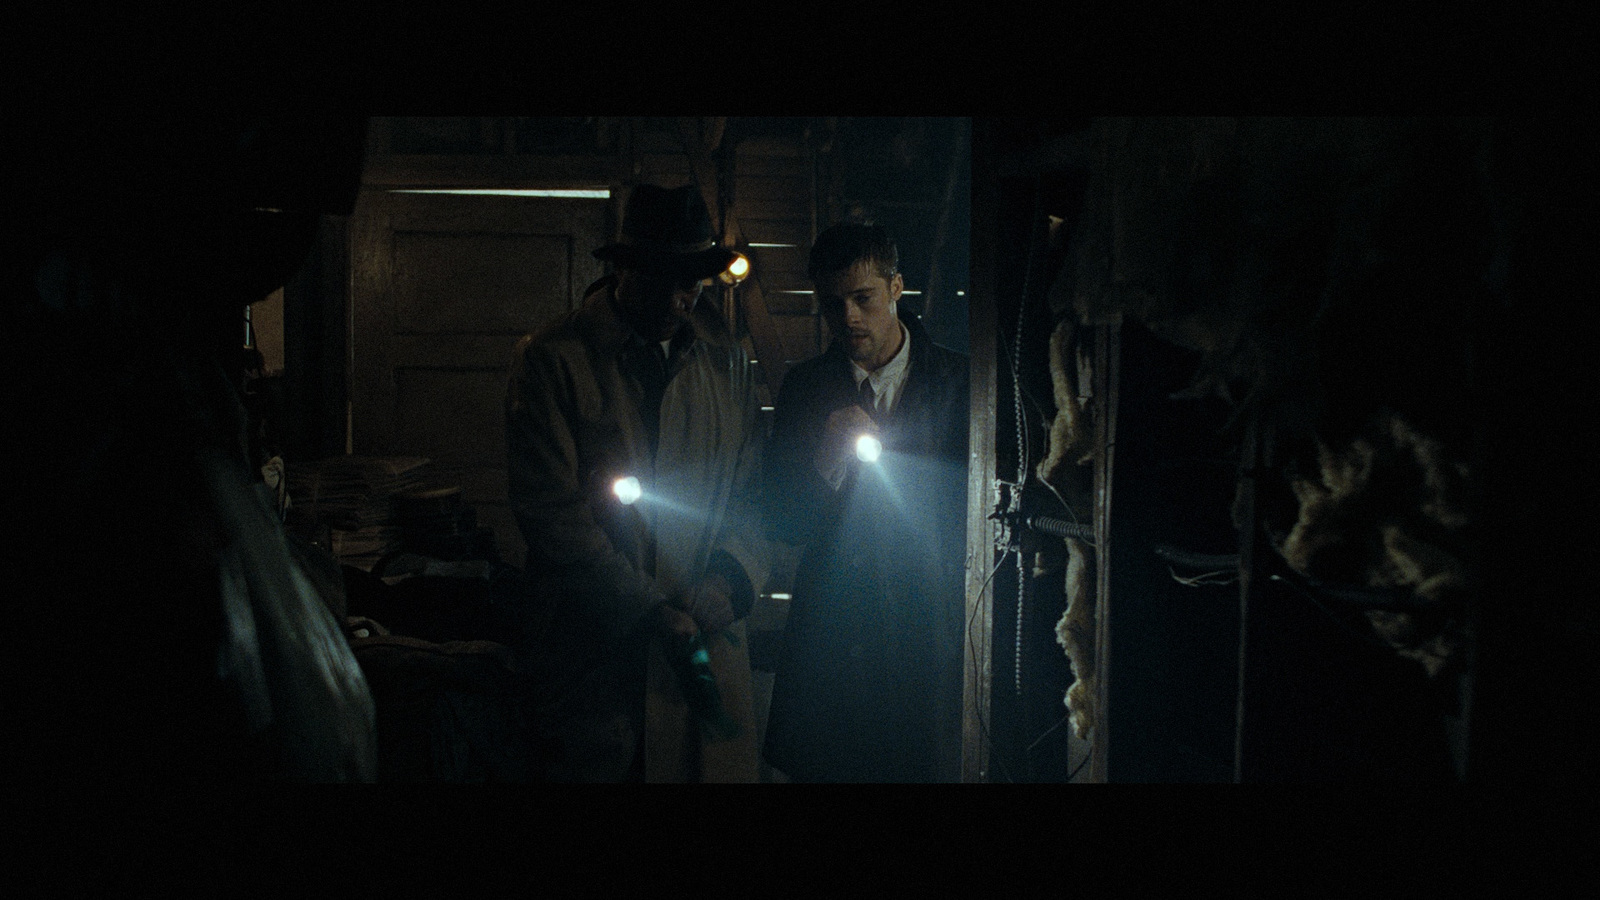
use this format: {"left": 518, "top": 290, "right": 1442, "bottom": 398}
{"left": 594, "top": 184, "right": 737, "bottom": 279}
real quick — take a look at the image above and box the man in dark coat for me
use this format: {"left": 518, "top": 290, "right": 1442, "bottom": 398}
{"left": 762, "top": 223, "right": 969, "bottom": 782}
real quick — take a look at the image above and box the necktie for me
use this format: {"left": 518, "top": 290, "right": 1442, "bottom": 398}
{"left": 858, "top": 376, "right": 876, "bottom": 417}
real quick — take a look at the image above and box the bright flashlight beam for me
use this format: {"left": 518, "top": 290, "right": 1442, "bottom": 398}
{"left": 855, "top": 434, "right": 883, "bottom": 463}
{"left": 608, "top": 477, "right": 714, "bottom": 526}
{"left": 613, "top": 476, "right": 642, "bottom": 505}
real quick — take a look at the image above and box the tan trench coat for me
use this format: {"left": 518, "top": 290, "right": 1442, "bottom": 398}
{"left": 507, "top": 278, "right": 768, "bottom": 781}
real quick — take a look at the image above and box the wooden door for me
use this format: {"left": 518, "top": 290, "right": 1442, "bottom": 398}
{"left": 349, "top": 189, "right": 612, "bottom": 567}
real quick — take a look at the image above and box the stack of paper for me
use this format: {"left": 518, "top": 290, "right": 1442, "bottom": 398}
{"left": 286, "top": 455, "right": 434, "bottom": 571}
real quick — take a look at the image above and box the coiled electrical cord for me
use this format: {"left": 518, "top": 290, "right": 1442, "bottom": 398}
{"left": 1010, "top": 181, "right": 1048, "bottom": 697}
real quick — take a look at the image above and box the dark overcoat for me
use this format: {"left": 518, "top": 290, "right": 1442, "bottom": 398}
{"left": 762, "top": 310, "right": 969, "bottom": 782}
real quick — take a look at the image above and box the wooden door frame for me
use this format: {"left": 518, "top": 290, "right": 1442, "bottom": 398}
{"left": 963, "top": 121, "right": 1000, "bottom": 782}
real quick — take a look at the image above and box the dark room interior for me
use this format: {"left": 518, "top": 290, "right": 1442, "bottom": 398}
{"left": 7, "top": 115, "right": 1594, "bottom": 786}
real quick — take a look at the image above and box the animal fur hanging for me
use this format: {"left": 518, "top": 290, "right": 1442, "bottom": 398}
{"left": 1055, "top": 536, "right": 1097, "bottom": 740}
{"left": 1048, "top": 117, "right": 1489, "bottom": 690}
{"left": 1035, "top": 318, "right": 1096, "bottom": 486}
{"left": 1035, "top": 314, "right": 1099, "bottom": 740}
{"left": 1033, "top": 118, "right": 1498, "bottom": 763}
{"left": 1280, "top": 409, "right": 1473, "bottom": 677}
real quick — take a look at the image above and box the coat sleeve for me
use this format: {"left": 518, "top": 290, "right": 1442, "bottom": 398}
{"left": 506, "top": 335, "right": 668, "bottom": 649}
{"left": 708, "top": 354, "right": 771, "bottom": 619}
{"left": 761, "top": 364, "right": 846, "bottom": 548}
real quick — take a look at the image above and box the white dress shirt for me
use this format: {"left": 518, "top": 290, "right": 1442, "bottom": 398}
{"left": 851, "top": 321, "right": 912, "bottom": 415}
{"left": 821, "top": 322, "right": 912, "bottom": 491}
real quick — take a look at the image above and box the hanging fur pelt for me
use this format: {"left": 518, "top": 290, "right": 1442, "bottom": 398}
{"left": 1037, "top": 314, "right": 1099, "bottom": 739}
{"left": 1054, "top": 536, "right": 1097, "bottom": 740}
{"left": 1280, "top": 409, "right": 1473, "bottom": 678}
{"left": 1036, "top": 317, "right": 1096, "bottom": 483}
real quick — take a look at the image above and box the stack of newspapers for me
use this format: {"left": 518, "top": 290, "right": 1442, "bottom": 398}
{"left": 286, "top": 455, "right": 433, "bottom": 571}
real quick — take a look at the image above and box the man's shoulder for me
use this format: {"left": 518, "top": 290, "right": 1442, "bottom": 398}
{"left": 777, "top": 349, "right": 847, "bottom": 395}
{"left": 516, "top": 286, "right": 620, "bottom": 360}
{"left": 791, "top": 344, "right": 856, "bottom": 377}
{"left": 689, "top": 330, "right": 752, "bottom": 366}
{"left": 783, "top": 351, "right": 834, "bottom": 378}
{"left": 515, "top": 311, "right": 586, "bottom": 359}
{"left": 904, "top": 316, "right": 967, "bottom": 370}
{"left": 924, "top": 339, "right": 969, "bottom": 368}
{"left": 906, "top": 335, "right": 968, "bottom": 391}
{"left": 684, "top": 337, "right": 760, "bottom": 401}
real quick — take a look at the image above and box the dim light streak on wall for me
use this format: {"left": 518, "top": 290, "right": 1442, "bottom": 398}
{"left": 389, "top": 189, "right": 612, "bottom": 198}
{"left": 776, "top": 289, "right": 922, "bottom": 295}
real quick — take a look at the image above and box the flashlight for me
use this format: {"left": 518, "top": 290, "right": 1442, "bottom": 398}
{"left": 717, "top": 251, "right": 751, "bottom": 286}
{"left": 613, "top": 475, "right": 642, "bottom": 505}
{"left": 855, "top": 434, "right": 883, "bottom": 463}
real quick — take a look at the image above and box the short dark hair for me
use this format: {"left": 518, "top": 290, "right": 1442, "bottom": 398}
{"left": 807, "top": 223, "right": 899, "bottom": 285}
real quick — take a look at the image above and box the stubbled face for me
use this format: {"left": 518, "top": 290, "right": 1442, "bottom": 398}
{"left": 818, "top": 260, "right": 903, "bottom": 371}
{"left": 615, "top": 265, "right": 705, "bottom": 342}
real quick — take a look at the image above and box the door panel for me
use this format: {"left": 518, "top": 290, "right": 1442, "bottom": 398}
{"left": 351, "top": 190, "right": 612, "bottom": 567}
{"left": 392, "top": 230, "right": 575, "bottom": 333}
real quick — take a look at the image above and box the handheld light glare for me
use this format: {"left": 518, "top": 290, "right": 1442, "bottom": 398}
{"left": 717, "top": 251, "right": 751, "bottom": 286}
{"left": 613, "top": 475, "right": 643, "bottom": 505}
{"left": 855, "top": 434, "right": 883, "bottom": 463}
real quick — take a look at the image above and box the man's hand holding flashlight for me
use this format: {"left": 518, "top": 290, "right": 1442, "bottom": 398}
{"left": 816, "top": 404, "right": 878, "bottom": 488}
{"left": 677, "top": 573, "right": 736, "bottom": 634}
{"left": 659, "top": 603, "right": 699, "bottom": 638}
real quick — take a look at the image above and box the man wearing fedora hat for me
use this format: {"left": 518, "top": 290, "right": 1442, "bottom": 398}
{"left": 506, "top": 184, "right": 768, "bottom": 782}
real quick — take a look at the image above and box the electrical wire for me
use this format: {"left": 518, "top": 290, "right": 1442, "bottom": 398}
{"left": 974, "top": 169, "right": 1090, "bottom": 781}
{"left": 999, "top": 178, "right": 1098, "bottom": 774}
{"left": 968, "top": 544, "right": 1017, "bottom": 784}
{"left": 1169, "top": 566, "right": 1239, "bottom": 588}
{"left": 1011, "top": 181, "right": 1048, "bottom": 699}
{"left": 1039, "top": 473, "right": 1087, "bottom": 537}
{"left": 1026, "top": 711, "right": 1072, "bottom": 754}
{"left": 1067, "top": 746, "right": 1093, "bottom": 782}
{"left": 1268, "top": 574, "right": 1397, "bottom": 654}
